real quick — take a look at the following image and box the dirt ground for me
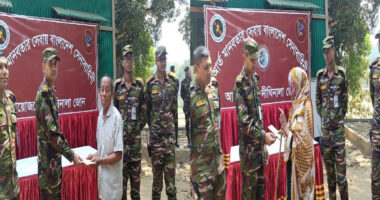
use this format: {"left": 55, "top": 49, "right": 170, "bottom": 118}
{"left": 130, "top": 110, "right": 373, "bottom": 200}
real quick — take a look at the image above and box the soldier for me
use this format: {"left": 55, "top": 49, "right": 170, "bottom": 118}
{"left": 233, "top": 38, "right": 276, "bottom": 200}
{"left": 180, "top": 66, "right": 191, "bottom": 147}
{"left": 0, "top": 51, "right": 19, "bottom": 200}
{"left": 369, "top": 32, "right": 380, "bottom": 200}
{"left": 170, "top": 65, "right": 179, "bottom": 147}
{"left": 189, "top": 46, "right": 226, "bottom": 200}
{"left": 146, "top": 46, "right": 177, "bottom": 200}
{"left": 316, "top": 36, "right": 348, "bottom": 200}
{"left": 35, "top": 47, "right": 83, "bottom": 199}
{"left": 114, "top": 45, "right": 146, "bottom": 200}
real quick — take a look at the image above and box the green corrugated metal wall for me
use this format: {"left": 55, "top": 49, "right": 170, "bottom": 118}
{"left": 98, "top": 31, "right": 114, "bottom": 81}
{"left": 8, "top": 0, "right": 114, "bottom": 85}
{"left": 311, "top": 19, "right": 326, "bottom": 77}
{"left": 190, "top": 0, "right": 327, "bottom": 77}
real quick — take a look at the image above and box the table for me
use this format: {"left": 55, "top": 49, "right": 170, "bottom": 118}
{"left": 17, "top": 146, "right": 99, "bottom": 200}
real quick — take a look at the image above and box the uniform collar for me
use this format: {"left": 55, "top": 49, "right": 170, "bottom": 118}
{"left": 154, "top": 72, "right": 169, "bottom": 82}
{"left": 323, "top": 65, "right": 338, "bottom": 75}
{"left": 42, "top": 79, "right": 55, "bottom": 92}
{"left": 121, "top": 75, "right": 136, "bottom": 86}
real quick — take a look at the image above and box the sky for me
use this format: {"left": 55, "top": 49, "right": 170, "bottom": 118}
{"left": 369, "top": 9, "right": 380, "bottom": 61}
{"left": 156, "top": 2, "right": 190, "bottom": 66}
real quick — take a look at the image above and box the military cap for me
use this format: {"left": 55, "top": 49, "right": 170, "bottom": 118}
{"left": 122, "top": 44, "right": 133, "bottom": 56}
{"left": 322, "top": 36, "right": 335, "bottom": 49}
{"left": 243, "top": 37, "right": 259, "bottom": 59}
{"left": 42, "top": 47, "right": 60, "bottom": 61}
{"left": 155, "top": 46, "right": 167, "bottom": 58}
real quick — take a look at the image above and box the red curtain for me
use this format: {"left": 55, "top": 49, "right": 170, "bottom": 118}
{"left": 314, "top": 145, "right": 325, "bottom": 199}
{"left": 19, "top": 165, "right": 98, "bottom": 200}
{"left": 16, "top": 111, "right": 98, "bottom": 159}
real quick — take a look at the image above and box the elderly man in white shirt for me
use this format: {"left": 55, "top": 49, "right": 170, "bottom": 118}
{"left": 87, "top": 75, "right": 124, "bottom": 200}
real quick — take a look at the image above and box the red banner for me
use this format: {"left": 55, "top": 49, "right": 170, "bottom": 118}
{"left": 205, "top": 6, "right": 310, "bottom": 109}
{"left": 0, "top": 12, "right": 98, "bottom": 118}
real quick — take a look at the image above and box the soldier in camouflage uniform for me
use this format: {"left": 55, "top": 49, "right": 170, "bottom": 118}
{"left": 233, "top": 38, "right": 276, "bottom": 200}
{"left": 369, "top": 32, "right": 380, "bottom": 200}
{"left": 180, "top": 66, "right": 191, "bottom": 147}
{"left": 0, "top": 51, "right": 19, "bottom": 200}
{"left": 114, "top": 45, "right": 146, "bottom": 200}
{"left": 189, "top": 46, "right": 225, "bottom": 200}
{"left": 146, "top": 46, "right": 177, "bottom": 200}
{"left": 316, "top": 36, "right": 348, "bottom": 200}
{"left": 35, "top": 47, "right": 82, "bottom": 199}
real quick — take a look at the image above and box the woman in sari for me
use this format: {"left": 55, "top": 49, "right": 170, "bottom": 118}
{"left": 279, "top": 67, "right": 315, "bottom": 200}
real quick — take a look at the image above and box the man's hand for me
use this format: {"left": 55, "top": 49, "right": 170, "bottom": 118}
{"left": 89, "top": 156, "right": 100, "bottom": 169}
{"left": 86, "top": 153, "right": 94, "bottom": 160}
{"left": 279, "top": 108, "right": 287, "bottom": 127}
{"left": 265, "top": 132, "right": 276, "bottom": 145}
{"left": 73, "top": 153, "right": 83, "bottom": 167}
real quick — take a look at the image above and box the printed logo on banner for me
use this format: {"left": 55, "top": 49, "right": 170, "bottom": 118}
{"left": 258, "top": 45, "right": 270, "bottom": 71}
{"left": 82, "top": 29, "right": 95, "bottom": 54}
{"left": 0, "top": 19, "right": 10, "bottom": 50}
{"left": 210, "top": 14, "right": 226, "bottom": 43}
{"left": 296, "top": 18, "right": 307, "bottom": 43}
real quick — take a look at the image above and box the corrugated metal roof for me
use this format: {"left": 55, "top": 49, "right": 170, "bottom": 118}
{"left": 267, "top": 0, "right": 322, "bottom": 10}
{"left": 0, "top": 0, "right": 12, "bottom": 8}
{"left": 52, "top": 7, "right": 108, "bottom": 22}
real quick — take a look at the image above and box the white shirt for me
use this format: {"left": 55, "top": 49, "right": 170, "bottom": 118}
{"left": 97, "top": 105, "right": 123, "bottom": 200}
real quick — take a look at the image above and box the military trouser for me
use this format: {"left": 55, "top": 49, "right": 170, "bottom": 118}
{"left": 0, "top": 168, "right": 19, "bottom": 200}
{"left": 184, "top": 109, "right": 190, "bottom": 146}
{"left": 122, "top": 159, "right": 141, "bottom": 200}
{"left": 241, "top": 165, "right": 265, "bottom": 200}
{"left": 151, "top": 144, "right": 176, "bottom": 200}
{"left": 39, "top": 188, "right": 61, "bottom": 200}
{"left": 370, "top": 128, "right": 380, "bottom": 200}
{"left": 322, "top": 127, "right": 348, "bottom": 200}
{"left": 191, "top": 172, "right": 226, "bottom": 200}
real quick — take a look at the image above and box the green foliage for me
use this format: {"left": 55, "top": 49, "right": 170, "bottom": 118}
{"left": 115, "top": 0, "right": 186, "bottom": 81}
{"left": 178, "top": 7, "right": 190, "bottom": 46}
{"left": 346, "top": 70, "right": 373, "bottom": 119}
{"left": 328, "top": 0, "right": 375, "bottom": 95}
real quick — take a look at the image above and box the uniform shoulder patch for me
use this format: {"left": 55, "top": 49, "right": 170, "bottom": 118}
{"left": 113, "top": 78, "right": 122, "bottom": 87}
{"left": 135, "top": 77, "right": 144, "bottom": 87}
{"left": 371, "top": 57, "right": 380, "bottom": 66}
{"left": 316, "top": 68, "right": 324, "bottom": 77}
{"left": 337, "top": 66, "right": 346, "bottom": 77}
{"left": 6, "top": 90, "right": 16, "bottom": 103}
{"left": 235, "top": 75, "right": 244, "bottom": 87}
{"left": 337, "top": 66, "right": 346, "bottom": 73}
{"left": 168, "top": 72, "right": 177, "bottom": 80}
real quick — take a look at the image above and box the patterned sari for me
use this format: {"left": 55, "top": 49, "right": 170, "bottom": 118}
{"left": 284, "top": 67, "right": 315, "bottom": 200}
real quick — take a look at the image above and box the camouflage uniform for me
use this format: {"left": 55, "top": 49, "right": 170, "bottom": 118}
{"left": 36, "top": 80, "right": 75, "bottom": 199}
{"left": 233, "top": 69, "right": 266, "bottom": 200}
{"left": 189, "top": 78, "right": 226, "bottom": 200}
{"left": 146, "top": 72, "right": 178, "bottom": 200}
{"left": 316, "top": 60, "right": 348, "bottom": 200}
{"left": 0, "top": 90, "right": 19, "bottom": 200}
{"left": 181, "top": 76, "right": 191, "bottom": 146}
{"left": 370, "top": 56, "right": 380, "bottom": 200}
{"left": 114, "top": 76, "right": 146, "bottom": 200}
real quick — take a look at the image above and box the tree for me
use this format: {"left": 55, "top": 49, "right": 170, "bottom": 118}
{"left": 115, "top": 0, "right": 186, "bottom": 81}
{"left": 328, "top": 0, "right": 377, "bottom": 94}
{"left": 178, "top": 7, "right": 191, "bottom": 46}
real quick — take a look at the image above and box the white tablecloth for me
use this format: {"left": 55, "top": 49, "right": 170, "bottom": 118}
{"left": 17, "top": 146, "right": 97, "bottom": 178}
